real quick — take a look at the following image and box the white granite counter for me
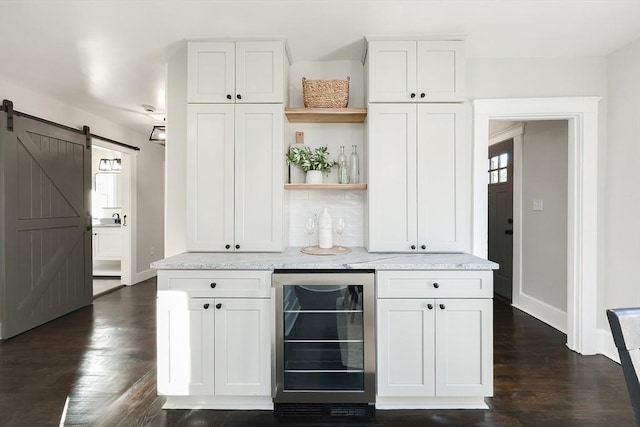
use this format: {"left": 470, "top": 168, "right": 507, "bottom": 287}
{"left": 151, "top": 247, "right": 498, "bottom": 271}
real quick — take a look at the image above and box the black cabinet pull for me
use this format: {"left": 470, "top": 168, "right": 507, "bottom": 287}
{"left": 216, "top": 303, "right": 222, "bottom": 309}
{"left": 210, "top": 282, "right": 216, "bottom": 289}
{"left": 203, "top": 303, "right": 210, "bottom": 309}
{"left": 410, "top": 245, "right": 416, "bottom": 250}
{"left": 420, "top": 92, "right": 426, "bottom": 98}
{"left": 433, "top": 282, "right": 440, "bottom": 289}
{"left": 439, "top": 303, "right": 446, "bottom": 310}
{"left": 410, "top": 93, "right": 416, "bottom": 98}
{"left": 236, "top": 94, "right": 242, "bottom": 100}
{"left": 505, "top": 229, "right": 513, "bottom": 235}
{"left": 427, "top": 303, "right": 433, "bottom": 310}
{"left": 235, "top": 244, "right": 240, "bottom": 249}
{"left": 421, "top": 244, "right": 426, "bottom": 250}
{"left": 226, "top": 94, "right": 232, "bottom": 100}
{"left": 225, "top": 244, "right": 231, "bottom": 249}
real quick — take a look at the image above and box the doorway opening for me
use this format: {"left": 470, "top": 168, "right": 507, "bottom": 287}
{"left": 91, "top": 140, "right": 136, "bottom": 296}
{"left": 488, "top": 121, "right": 569, "bottom": 333}
{"left": 474, "top": 97, "right": 600, "bottom": 355}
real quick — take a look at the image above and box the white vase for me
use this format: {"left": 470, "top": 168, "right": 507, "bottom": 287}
{"left": 306, "top": 170, "right": 323, "bottom": 184}
{"left": 318, "top": 207, "right": 333, "bottom": 249}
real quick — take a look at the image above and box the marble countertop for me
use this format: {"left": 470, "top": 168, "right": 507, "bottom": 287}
{"left": 151, "top": 247, "right": 498, "bottom": 271}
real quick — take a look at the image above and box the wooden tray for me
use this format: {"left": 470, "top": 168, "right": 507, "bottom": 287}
{"left": 300, "top": 246, "right": 352, "bottom": 255}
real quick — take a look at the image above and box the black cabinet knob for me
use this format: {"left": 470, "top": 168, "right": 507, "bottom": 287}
{"left": 225, "top": 244, "right": 231, "bottom": 249}
{"left": 420, "top": 93, "right": 426, "bottom": 98}
{"left": 421, "top": 244, "right": 426, "bottom": 250}
{"left": 410, "top": 93, "right": 416, "bottom": 98}
{"left": 226, "top": 94, "right": 232, "bottom": 100}
{"left": 235, "top": 244, "right": 240, "bottom": 249}
{"left": 236, "top": 94, "right": 242, "bottom": 100}
{"left": 439, "top": 303, "right": 446, "bottom": 310}
{"left": 433, "top": 282, "right": 440, "bottom": 289}
{"left": 216, "top": 303, "right": 222, "bottom": 309}
{"left": 203, "top": 303, "right": 210, "bottom": 309}
{"left": 427, "top": 303, "right": 433, "bottom": 310}
{"left": 210, "top": 282, "right": 216, "bottom": 288}
{"left": 505, "top": 229, "right": 513, "bottom": 235}
{"left": 410, "top": 245, "right": 416, "bottom": 250}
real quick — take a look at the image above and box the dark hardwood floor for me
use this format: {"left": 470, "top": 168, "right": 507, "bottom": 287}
{"left": 0, "top": 278, "right": 635, "bottom": 426}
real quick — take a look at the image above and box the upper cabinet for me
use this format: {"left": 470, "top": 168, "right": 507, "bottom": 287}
{"left": 366, "top": 40, "right": 465, "bottom": 103}
{"left": 188, "top": 40, "right": 287, "bottom": 103}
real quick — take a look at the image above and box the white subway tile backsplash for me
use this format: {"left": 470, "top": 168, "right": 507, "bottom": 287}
{"left": 287, "top": 190, "right": 365, "bottom": 247}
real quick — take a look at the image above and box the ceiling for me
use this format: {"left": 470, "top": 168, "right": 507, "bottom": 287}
{"left": 1, "top": 0, "right": 639, "bottom": 137}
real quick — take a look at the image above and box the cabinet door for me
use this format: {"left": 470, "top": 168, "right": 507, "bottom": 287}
{"left": 187, "top": 42, "right": 235, "bottom": 103}
{"left": 214, "top": 298, "right": 271, "bottom": 396}
{"left": 367, "top": 104, "right": 417, "bottom": 252}
{"left": 377, "top": 298, "right": 436, "bottom": 396}
{"left": 367, "top": 41, "right": 417, "bottom": 103}
{"left": 187, "top": 104, "right": 235, "bottom": 251}
{"left": 92, "top": 227, "right": 121, "bottom": 260}
{"left": 157, "top": 296, "right": 216, "bottom": 396}
{"left": 435, "top": 298, "right": 493, "bottom": 396}
{"left": 416, "top": 41, "right": 465, "bottom": 102}
{"left": 416, "top": 104, "right": 467, "bottom": 252}
{"left": 235, "top": 41, "right": 285, "bottom": 103}
{"left": 234, "top": 104, "right": 283, "bottom": 252}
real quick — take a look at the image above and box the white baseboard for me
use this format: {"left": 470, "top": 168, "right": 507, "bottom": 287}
{"left": 512, "top": 292, "right": 567, "bottom": 333}
{"left": 132, "top": 268, "right": 157, "bottom": 285}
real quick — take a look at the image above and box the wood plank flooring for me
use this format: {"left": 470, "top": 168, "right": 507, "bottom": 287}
{"left": 0, "top": 278, "right": 636, "bottom": 426}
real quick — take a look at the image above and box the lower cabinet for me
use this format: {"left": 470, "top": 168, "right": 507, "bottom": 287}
{"left": 92, "top": 226, "right": 121, "bottom": 260}
{"left": 156, "top": 270, "right": 272, "bottom": 408}
{"left": 376, "top": 270, "right": 493, "bottom": 407}
{"left": 157, "top": 296, "right": 271, "bottom": 397}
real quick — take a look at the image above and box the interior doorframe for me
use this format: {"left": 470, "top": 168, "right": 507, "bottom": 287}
{"left": 92, "top": 138, "right": 137, "bottom": 286}
{"left": 473, "top": 97, "right": 600, "bottom": 355}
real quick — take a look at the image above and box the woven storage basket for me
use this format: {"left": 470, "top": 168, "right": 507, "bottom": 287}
{"left": 302, "top": 76, "right": 350, "bottom": 108}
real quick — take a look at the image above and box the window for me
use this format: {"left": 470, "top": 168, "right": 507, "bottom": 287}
{"left": 488, "top": 153, "right": 508, "bottom": 184}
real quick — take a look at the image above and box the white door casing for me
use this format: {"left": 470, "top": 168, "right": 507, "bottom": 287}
{"left": 473, "top": 97, "right": 600, "bottom": 355}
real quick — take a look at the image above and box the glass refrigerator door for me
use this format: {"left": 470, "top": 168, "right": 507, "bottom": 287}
{"left": 282, "top": 284, "right": 365, "bottom": 391}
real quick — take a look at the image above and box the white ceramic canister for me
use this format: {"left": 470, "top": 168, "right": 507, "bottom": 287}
{"left": 318, "top": 207, "right": 333, "bottom": 249}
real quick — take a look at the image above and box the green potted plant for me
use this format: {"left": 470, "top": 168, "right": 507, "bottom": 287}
{"left": 286, "top": 146, "right": 336, "bottom": 184}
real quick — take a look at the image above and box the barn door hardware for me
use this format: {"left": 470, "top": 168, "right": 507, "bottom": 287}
{"left": 83, "top": 125, "right": 91, "bottom": 149}
{"left": 2, "top": 99, "right": 14, "bottom": 131}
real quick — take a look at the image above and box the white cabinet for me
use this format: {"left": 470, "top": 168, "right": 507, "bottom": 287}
{"left": 157, "top": 270, "right": 272, "bottom": 403}
{"left": 92, "top": 226, "right": 121, "bottom": 260}
{"left": 377, "top": 297, "right": 492, "bottom": 397}
{"left": 188, "top": 41, "right": 286, "bottom": 103}
{"left": 186, "top": 103, "right": 283, "bottom": 252}
{"left": 367, "top": 103, "right": 467, "bottom": 252}
{"left": 367, "top": 40, "right": 465, "bottom": 103}
{"left": 157, "top": 296, "right": 271, "bottom": 397}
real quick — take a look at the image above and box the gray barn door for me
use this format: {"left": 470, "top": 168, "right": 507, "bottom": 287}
{"left": 0, "top": 110, "right": 92, "bottom": 339}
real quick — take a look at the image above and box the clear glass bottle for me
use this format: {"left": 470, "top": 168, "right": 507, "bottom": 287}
{"left": 338, "top": 146, "right": 349, "bottom": 184}
{"left": 349, "top": 145, "right": 359, "bottom": 184}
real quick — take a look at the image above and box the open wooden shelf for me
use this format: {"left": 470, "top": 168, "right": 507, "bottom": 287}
{"left": 284, "top": 183, "right": 367, "bottom": 190}
{"left": 284, "top": 108, "right": 367, "bottom": 123}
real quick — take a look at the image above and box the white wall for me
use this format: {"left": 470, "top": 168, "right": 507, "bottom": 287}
{"left": 604, "top": 39, "right": 640, "bottom": 321}
{"left": 521, "top": 120, "right": 568, "bottom": 312}
{"left": 165, "top": 43, "right": 188, "bottom": 256}
{"left": 0, "top": 77, "right": 165, "bottom": 283}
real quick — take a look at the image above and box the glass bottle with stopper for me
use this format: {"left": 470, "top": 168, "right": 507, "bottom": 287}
{"left": 349, "top": 145, "right": 359, "bottom": 184}
{"left": 338, "top": 146, "right": 349, "bottom": 184}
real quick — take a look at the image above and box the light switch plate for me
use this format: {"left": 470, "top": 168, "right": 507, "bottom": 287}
{"left": 533, "top": 199, "right": 544, "bottom": 211}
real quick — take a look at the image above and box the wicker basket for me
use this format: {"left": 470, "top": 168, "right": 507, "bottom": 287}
{"left": 302, "top": 76, "right": 350, "bottom": 108}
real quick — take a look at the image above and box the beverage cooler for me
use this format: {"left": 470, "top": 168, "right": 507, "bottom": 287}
{"left": 272, "top": 270, "right": 375, "bottom": 417}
